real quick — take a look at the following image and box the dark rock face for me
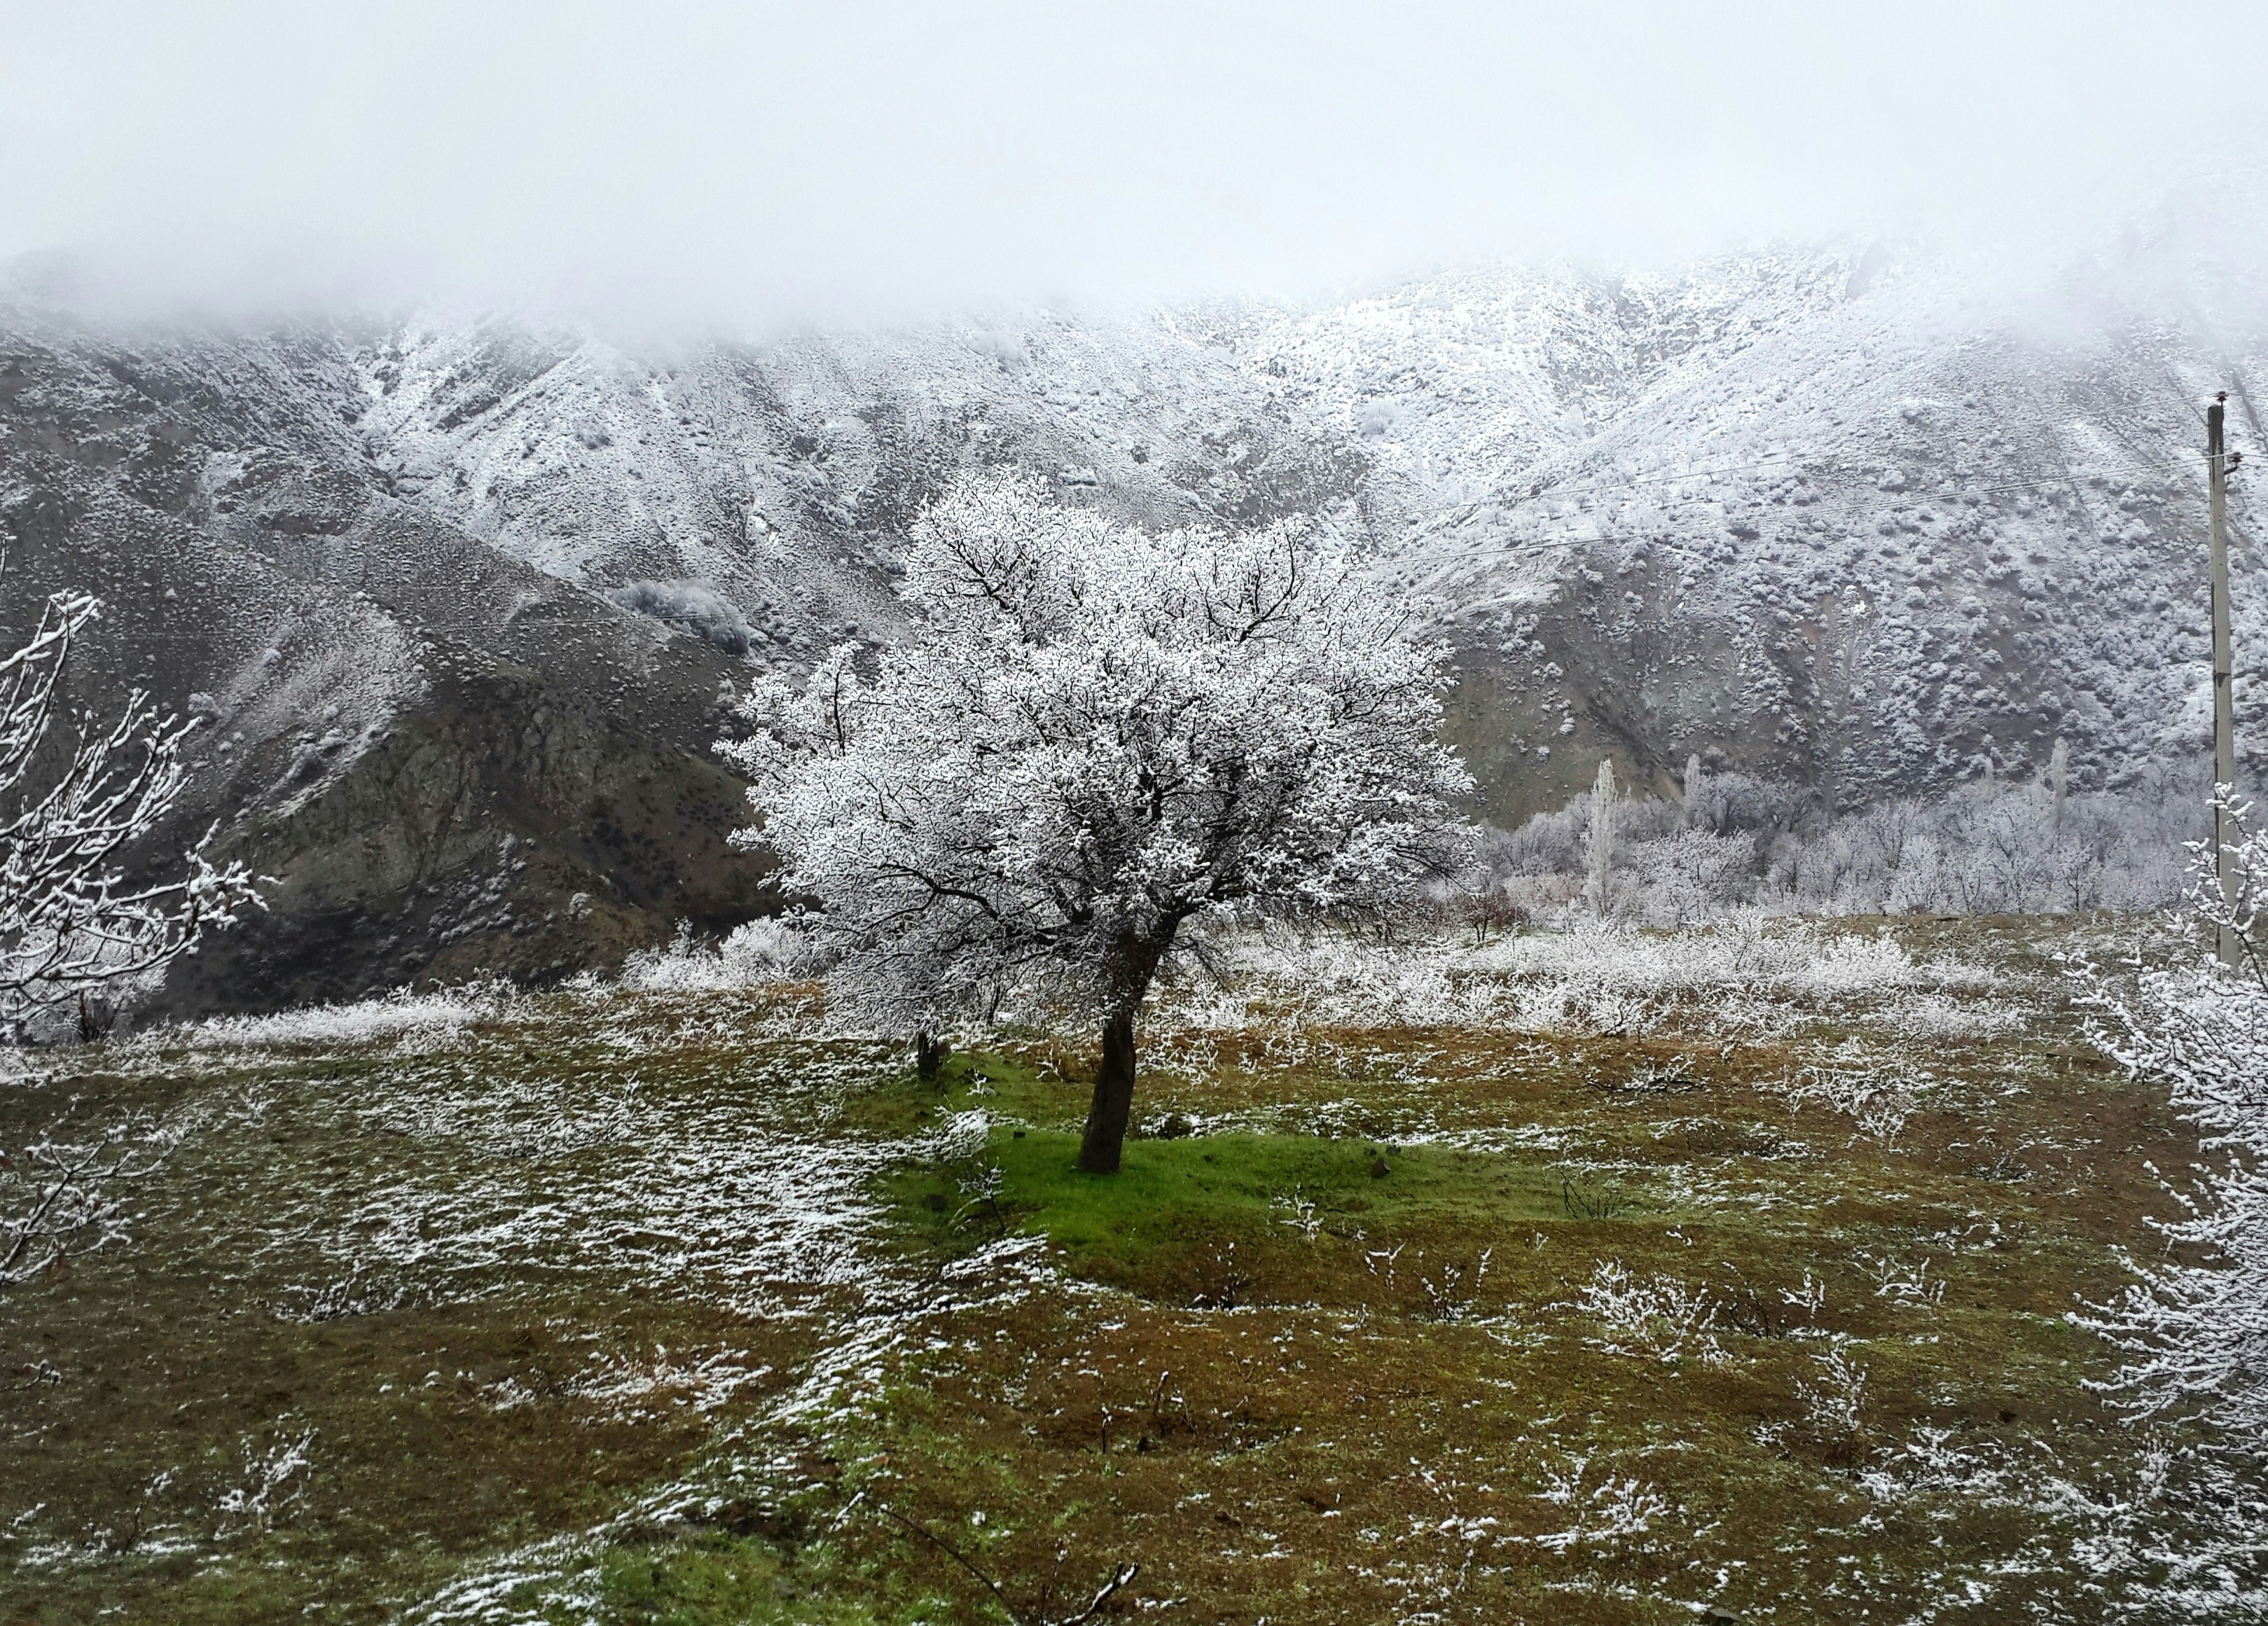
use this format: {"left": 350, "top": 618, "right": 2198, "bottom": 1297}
{"left": 165, "top": 667, "right": 770, "bottom": 1015}
{"left": 0, "top": 309, "right": 773, "bottom": 1017}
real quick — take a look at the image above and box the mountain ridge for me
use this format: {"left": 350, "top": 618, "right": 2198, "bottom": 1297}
{"left": 1, "top": 236, "right": 2261, "bottom": 1011}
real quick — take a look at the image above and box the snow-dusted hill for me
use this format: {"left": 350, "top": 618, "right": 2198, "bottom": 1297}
{"left": 1392, "top": 244, "right": 2268, "bottom": 816}
{"left": 1, "top": 233, "right": 2261, "bottom": 1008}
{"left": 345, "top": 239, "right": 2268, "bottom": 820}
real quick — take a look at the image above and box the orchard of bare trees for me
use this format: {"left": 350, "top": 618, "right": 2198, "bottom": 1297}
{"left": 1478, "top": 756, "right": 2203, "bottom": 928}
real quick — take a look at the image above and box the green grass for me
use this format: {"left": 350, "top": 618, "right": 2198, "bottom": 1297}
{"left": 897, "top": 1125, "right": 1600, "bottom": 1257}
{"left": 574, "top": 1534, "right": 897, "bottom": 1626}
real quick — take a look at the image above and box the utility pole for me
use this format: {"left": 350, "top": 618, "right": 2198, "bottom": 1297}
{"left": 2209, "top": 394, "right": 2239, "bottom": 967}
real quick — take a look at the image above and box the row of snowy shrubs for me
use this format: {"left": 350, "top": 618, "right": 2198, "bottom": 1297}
{"left": 1478, "top": 764, "right": 2205, "bottom": 926}
{"left": 595, "top": 909, "right": 2013, "bottom": 1044}
{"left": 137, "top": 912, "right": 2009, "bottom": 1055}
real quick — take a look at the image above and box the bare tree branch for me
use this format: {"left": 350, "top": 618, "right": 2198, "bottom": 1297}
{"left": 0, "top": 574, "right": 263, "bottom": 1036}
{"left": 1, "top": 1108, "right": 178, "bottom": 1286}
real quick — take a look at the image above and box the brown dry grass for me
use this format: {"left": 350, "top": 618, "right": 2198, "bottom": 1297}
{"left": 0, "top": 918, "right": 2223, "bottom": 1624}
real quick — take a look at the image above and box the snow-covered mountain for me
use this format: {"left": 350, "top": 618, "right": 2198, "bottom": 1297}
{"left": 346, "top": 237, "right": 2268, "bottom": 819}
{"left": 1, "top": 232, "right": 2261, "bottom": 1008}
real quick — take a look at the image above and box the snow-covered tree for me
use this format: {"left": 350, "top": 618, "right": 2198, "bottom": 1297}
{"left": 2077, "top": 795, "right": 2268, "bottom": 1429}
{"left": 721, "top": 476, "right": 1473, "bottom": 1172}
{"left": 0, "top": 583, "right": 260, "bottom": 1037}
{"left": 2070, "top": 792, "right": 2268, "bottom": 1599}
{"left": 2051, "top": 736, "right": 2070, "bottom": 833}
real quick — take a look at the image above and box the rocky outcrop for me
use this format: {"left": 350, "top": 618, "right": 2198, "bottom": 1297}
{"left": 164, "top": 661, "right": 770, "bottom": 1013}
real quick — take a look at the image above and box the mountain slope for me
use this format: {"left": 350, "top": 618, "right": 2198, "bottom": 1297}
{"left": 341, "top": 242, "right": 2268, "bottom": 827}
{"left": 0, "top": 307, "right": 769, "bottom": 1014}
{"left": 1387, "top": 249, "right": 2268, "bottom": 817}
{"left": 2, "top": 234, "right": 2262, "bottom": 1011}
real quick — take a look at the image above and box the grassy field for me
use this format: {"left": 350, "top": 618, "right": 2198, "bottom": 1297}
{"left": 0, "top": 918, "right": 2227, "bottom": 1624}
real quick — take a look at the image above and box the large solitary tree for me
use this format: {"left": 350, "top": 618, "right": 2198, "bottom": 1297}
{"left": 721, "top": 476, "right": 1472, "bottom": 1173}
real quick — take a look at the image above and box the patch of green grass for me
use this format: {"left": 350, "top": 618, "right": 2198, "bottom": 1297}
{"left": 844, "top": 1040, "right": 1607, "bottom": 1264}
{"left": 886, "top": 1121, "right": 1664, "bottom": 1316}
{"left": 831, "top": 1045, "right": 1070, "bottom": 1140}
{"left": 993, "top": 1130, "right": 1575, "bottom": 1255}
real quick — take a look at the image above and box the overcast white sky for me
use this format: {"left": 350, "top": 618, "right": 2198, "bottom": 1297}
{"left": 0, "top": 1, "right": 2257, "bottom": 324}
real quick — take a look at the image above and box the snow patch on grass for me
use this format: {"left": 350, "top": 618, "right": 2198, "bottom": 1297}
{"left": 1149, "top": 919, "right": 2012, "bottom": 1042}
{"left": 158, "top": 983, "right": 514, "bottom": 1055}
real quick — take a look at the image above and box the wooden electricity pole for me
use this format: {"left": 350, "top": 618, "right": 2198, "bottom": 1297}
{"left": 2209, "top": 394, "right": 2239, "bottom": 967}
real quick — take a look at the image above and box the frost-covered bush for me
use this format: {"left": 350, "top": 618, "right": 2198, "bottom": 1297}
{"left": 1479, "top": 763, "right": 2200, "bottom": 924}
{"left": 616, "top": 918, "right": 829, "bottom": 992}
{"left": 609, "top": 579, "right": 758, "bottom": 656}
{"left": 720, "top": 917, "right": 829, "bottom": 978}
{"left": 1575, "top": 1259, "right": 1725, "bottom": 1366}
{"left": 1146, "top": 915, "right": 2000, "bottom": 1042}
{"left": 172, "top": 982, "right": 510, "bottom": 1052}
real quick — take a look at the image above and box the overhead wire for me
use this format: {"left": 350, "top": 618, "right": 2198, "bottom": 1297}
{"left": 1404, "top": 446, "right": 1851, "bottom": 542}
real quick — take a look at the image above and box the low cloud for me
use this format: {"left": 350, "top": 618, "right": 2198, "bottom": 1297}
{"left": 1, "top": 2, "right": 2260, "bottom": 327}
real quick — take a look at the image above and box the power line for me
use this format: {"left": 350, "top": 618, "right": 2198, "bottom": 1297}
{"left": 1495, "top": 447, "right": 1837, "bottom": 501}
{"left": 1418, "top": 432, "right": 2207, "bottom": 530}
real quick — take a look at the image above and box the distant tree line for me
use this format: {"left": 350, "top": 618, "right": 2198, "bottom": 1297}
{"left": 1477, "top": 753, "right": 2210, "bottom": 925}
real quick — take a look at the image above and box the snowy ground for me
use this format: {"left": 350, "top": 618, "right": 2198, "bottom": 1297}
{"left": 0, "top": 917, "right": 2246, "bottom": 1624}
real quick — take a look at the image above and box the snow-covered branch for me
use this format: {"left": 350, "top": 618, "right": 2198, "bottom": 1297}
{"left": 0, "top": 582, "right": 262, "bottom": 1036}
{"left": 0, "top": 1107, "right": 179, "bottom": 1286}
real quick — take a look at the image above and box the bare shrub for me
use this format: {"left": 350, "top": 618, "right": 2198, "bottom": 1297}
{"left": 1, "top": 1108, "right": 179, "bottom": 1286}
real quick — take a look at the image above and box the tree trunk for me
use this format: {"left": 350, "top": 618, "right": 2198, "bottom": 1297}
{"left": 1079, "top": 1006, "right": 1139, "bottom": 1174}
{"left": 1077, "top": 928, "right": 1179, "bottom": 1174}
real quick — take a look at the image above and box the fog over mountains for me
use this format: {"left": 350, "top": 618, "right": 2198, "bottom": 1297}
{"left": 1, "top": 228, "right": 2262, "bottom": 1010}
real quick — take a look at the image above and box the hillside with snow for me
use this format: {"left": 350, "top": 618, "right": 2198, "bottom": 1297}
{"left": 1, "top": 232, "right": 2262, "bottom": 1006}
{"left": 338, "top": 235, "right": 2268, "bottom": 818}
